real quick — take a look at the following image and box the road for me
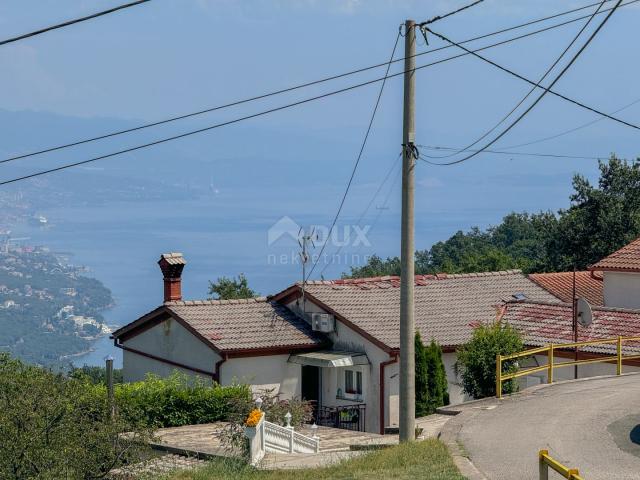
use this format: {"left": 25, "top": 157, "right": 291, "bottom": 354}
{"left": 449, "top": 374, "right": 640, "bottom": 480}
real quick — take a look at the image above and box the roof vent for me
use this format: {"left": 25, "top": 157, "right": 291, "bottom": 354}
{"left": 512, "top": 292, "right": 527, "bottom": 301}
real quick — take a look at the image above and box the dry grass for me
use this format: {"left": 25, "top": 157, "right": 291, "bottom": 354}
{"left": 164, "top": 438, "right": 465, "bottom": 480}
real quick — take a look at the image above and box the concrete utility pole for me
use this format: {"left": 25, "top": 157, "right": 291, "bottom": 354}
{"left": 399, "top": 19, "right": 416, "bottom": 443}
{"left": 106, "top": 355, "right": 115, "bottom": 420}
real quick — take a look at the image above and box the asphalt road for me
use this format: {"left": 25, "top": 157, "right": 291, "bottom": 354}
{"left": 455, "top": 375, "right": 640, "bottom": 480}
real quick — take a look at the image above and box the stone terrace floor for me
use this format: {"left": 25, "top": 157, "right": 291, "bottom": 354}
{"left": 152, "top": 414, "right": 452, "bottom": 458}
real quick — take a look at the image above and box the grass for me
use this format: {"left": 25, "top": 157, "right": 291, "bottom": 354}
{"left": 165, "top": 438, "right": 466, "bottom": 480}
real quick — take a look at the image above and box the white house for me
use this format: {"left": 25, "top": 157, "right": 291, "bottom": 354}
{"left": 112, "top": 241, "right": 640, "bottom": 434}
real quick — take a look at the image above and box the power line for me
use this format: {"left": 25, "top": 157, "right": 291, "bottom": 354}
{"left": 501, "top": 97, "right": 640, "bottom": 149}
{"left": 1, "top": 6, "right": 634, "bottom": 184}
{"left": 425, "top": 26, "right": 640, "bottom": 134}
{"left": 0, "top": 0, "right": 151, "bottom": 47}
{"left": 421, "top": 0, "right": 625, "bottom": 166}
{"left": 3, "top": 0, "right": 637, "bottom": 166}
{"left": 305, "top": 32, "right": 400, "bottom": 282}
{"left": 318, "top": 152, "right": 402, "bottom": 278}
{"left": 419, "top": 0, "right": 485, "bottom": 26}
{"left": 418, "top": 145, "right": 606, "bottom": 163}
{"left": 427, "top": 0, "right": 606, "bottom": 160}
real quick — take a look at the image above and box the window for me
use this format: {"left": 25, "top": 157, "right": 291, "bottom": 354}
{"left": 344, "top": 370, "right": 362, "bottom": 395}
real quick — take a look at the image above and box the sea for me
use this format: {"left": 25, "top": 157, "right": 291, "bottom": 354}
{"left": 9, "top": 194, "right": 411, "bottom": 369}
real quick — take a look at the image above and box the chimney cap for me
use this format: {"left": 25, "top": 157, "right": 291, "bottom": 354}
{"left": 159, "top": 252, "right": 186, "bottom": 266}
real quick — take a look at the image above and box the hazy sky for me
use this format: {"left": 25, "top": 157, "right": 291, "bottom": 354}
{"left": 1, "top": 0, "right": 639, "bottom": 288}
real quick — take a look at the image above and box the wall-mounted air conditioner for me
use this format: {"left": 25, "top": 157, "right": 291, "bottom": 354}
{"left": 311, "top": 313, "right": 335, "bottom": 333}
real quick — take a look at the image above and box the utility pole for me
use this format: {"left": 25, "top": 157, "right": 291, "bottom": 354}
{"left": 106, "top": 355, "right": 115, "bottom": 420}
{"left": 399, "top": 19, "right": 416, "bottom": 443}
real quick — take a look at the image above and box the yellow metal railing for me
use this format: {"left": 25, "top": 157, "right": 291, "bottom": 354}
{"left": 496, "top": 335, "right": 640, "bottom": 398}
{"left": 539, "top": 450, "right": 584, "bottom": 480}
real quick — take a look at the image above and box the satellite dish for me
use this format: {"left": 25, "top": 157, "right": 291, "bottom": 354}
{"left": 576, "top": 297, "right": 593, "bottom": 327}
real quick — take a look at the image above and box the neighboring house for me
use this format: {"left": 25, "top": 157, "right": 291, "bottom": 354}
{"left": 529, "top": 271, "right": 603, "bottom": 306}
{"left": 589, "top": 237, "right": 640, "bottom": 309}
{"left": 112, "top": 239, "right": 640, "bottom": 435}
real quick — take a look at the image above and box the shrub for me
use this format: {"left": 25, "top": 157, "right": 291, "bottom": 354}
{"left": 101, "top": 372, "right": 252, "bottom": 428}
{"left": 0, "top": 353, "right": 151, "bottom": 479}
{"left": 425, "top": 339, "right": 449, "bottom": 411}
{"left": 219, "top": 388, "right": 314, "bottom": 456}
{"left": 70, "top": 364, "right": 123, "bottom": 385}
{"left": 415, "top": 332, "right": 430, "bottom": 417}
{"left": 415, "top": 333, "right": 449, "bottom": 417}
{"left": 455, "top": 321, "right": 524, "bottom": 399}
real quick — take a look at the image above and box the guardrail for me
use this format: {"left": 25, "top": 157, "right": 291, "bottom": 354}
{"left": 496, "top": 335, "right": 640, "bottom": 398}
{"left": 539, "top": 450, "right": 584, "bottom": 480}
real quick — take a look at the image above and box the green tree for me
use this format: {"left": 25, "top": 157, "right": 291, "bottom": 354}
{"left": 455, "top": 322, "right": 523, "bottom": 399}
{"left": 425, "top": 339, "right": 449, "bottom": 411}
{"left": 415, "top": 332, "right": 429, "bottom": 417}
{"left": 550, "top": 157, "right": 640, "bottom": 270}
{"left": 208, "top": 273, "right": 257, "bottom": 300}
{"left": 415, "top": 333, "right": 449, "bottom": 417}
{"left": 0, "top": 353, "right": 150, "bottom": 478}
{"left": 345, "top": 157, "right": 640, "bottom": 278}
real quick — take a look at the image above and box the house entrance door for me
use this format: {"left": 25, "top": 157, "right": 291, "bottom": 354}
{"left": 301, "top": 365, "right": 320, "bottom": 411}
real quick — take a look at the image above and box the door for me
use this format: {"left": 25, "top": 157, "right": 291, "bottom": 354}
{"left": 301, "top": 365, "right": 320, "bottom": 409}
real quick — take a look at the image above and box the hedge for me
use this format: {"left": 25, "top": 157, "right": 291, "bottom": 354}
{"left": 89, "top": 372, "right": 251, "bottom": 428}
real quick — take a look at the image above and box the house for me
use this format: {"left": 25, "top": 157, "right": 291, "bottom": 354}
{"left": 113, "top": 255, "right": 556, "bottom": 434}
{"left": 112, "top": 240, "right": 640, "bottom": 435}
{"left": 589, "top": 237, "right": 640, "bottom": 309}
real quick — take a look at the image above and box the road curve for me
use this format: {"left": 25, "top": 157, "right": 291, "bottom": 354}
{"left": 448, "top": 374, "right": 640, "bottom": 480}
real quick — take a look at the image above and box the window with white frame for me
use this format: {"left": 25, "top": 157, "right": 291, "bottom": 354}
{"left": 344, "top": 369, "right": 362, "bottom": 395}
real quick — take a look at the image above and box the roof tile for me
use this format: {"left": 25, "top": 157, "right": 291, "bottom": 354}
{"left": 301, "top": 271, "right": 558, "bottom": 348}
{"left": 529, "top": 271, "right": 603, "bottom": 306}
{"left": 590, "top": 237, "right": 640, "bottom": 271}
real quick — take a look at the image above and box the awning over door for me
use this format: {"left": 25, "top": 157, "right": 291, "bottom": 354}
{"left": 288, "top": 350, "right": 369, "bottom": 368}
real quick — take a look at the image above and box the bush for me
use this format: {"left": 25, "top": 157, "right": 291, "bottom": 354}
{"left": 219, "top": 388, "right": 314, "bottom": 456}
{"left": 93, "top": 372, "right": 252, "bottom": 428}
{"left": 425, "top": 339, "right": 449, "bottom": 411}
{"left": 455, "top": 322, "right": 524, "bottom": 399}
{"left": 70, "top": 364, "right": 124, "bottom": 385}
{"left": 415, "top": 333, "right": 449, "bottom": 417}
{"left": 0, "top": 353, "right": 151, "bottom": 479}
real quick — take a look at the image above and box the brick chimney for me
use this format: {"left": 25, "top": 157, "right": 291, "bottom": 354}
{"left": 158, "top": 253, "right": 186, "bottom": 303}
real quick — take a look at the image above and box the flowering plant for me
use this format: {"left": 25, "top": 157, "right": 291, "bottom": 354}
{"left": 245, "top": 409, "right": 262, "bottom": 427}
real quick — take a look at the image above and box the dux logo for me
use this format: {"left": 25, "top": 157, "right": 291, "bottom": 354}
{"left": 268, "top": 216, "right": 302, "bottom": 246}
{"left": 267, "top": 216, "right": 371, "bottom": 248}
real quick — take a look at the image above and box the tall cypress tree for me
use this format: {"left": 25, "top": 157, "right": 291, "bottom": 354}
{"left": 425, "top": 339, "right": 449, "bottom": 411}
{"left": 414, "top": 332, "right": 430, "bottom": 417}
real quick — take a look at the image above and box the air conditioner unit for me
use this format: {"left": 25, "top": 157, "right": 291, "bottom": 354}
{"left": 311, "top": 313, "right": 334, "bottom": 333}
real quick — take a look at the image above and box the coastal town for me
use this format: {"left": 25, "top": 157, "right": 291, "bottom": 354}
{"left": 0, "top": 242, "right": 113, "bottom": 365}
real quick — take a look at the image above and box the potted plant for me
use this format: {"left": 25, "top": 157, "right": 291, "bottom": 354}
{"left": 244, "top": 409, "right": 263, "bottom": 439}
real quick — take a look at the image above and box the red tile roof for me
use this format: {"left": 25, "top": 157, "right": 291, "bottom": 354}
{"left": 285, "top": 270, "right": 559, "bottom": 349}
{"left": 528, "top": 271, "right": 603, "bottom": 306}
{"left": 590, "top": 237, "right": 640, "bottom": 272}
{"left": 503, "top": 300, "right": 640, "bottom": 355}
{"left": 113, "top": 297, "right": 324, "bottom": 354}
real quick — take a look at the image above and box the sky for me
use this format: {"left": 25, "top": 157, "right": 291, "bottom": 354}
{"left": 1, "top": 0, "right": 639, "bottom": 297}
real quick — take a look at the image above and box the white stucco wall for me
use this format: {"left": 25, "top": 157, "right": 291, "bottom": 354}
{"left": 122, "top": 317, "right": 220, "bottom": 382}
{"left": 219, "top": 355, "right": 301, "bottom": 399}
{"left": 442, "top": 352, "right": 471, "bottom": 405}
{"left": 603, "top": 271, "right": 640, "bottom": 309}
{"left": 288, "top": 299, "right": 393, "bottom": 434}
{"left": 122, "top": 348, "right": 215, "bottom": 383}
{"left": 122, "top": 317, "right": 301, "bottom": 400}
